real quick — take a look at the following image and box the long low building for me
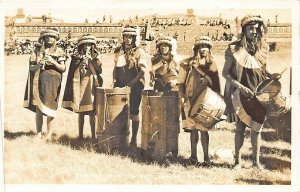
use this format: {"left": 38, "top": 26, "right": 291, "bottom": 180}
{"left": 5, "top": 22, "right": 148, "bottom": 41}
{"left": 265, "top": 23, "right": 292, "bottom": 42}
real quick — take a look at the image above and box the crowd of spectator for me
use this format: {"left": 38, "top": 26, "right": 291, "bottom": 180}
{"left": 206, "top": 19, "right": 231, "bottom": 29}
{"left": 4, "top": 37, "right": 119, "bottom": 56}
{"left": 4, "top": 38, "right": 34, "bottom": 55}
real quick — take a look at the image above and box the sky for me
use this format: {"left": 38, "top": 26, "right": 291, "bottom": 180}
{"left": 3, "top": 0, "right": 293, "bottom": 23}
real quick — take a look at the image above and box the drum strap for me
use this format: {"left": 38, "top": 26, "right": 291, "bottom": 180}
{"left": 88, "top": 61, "right": 103, "bottom": 87}
{"left": 185, "top": 66, "right": 212, "bottom": 87}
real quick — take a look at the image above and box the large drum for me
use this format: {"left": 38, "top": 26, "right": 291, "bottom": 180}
{"left": 189, "top": 87, "right": 226, "bottom": 129}
{"left": 96, "top": 87, "right": 131, "bottom": 152}
{"left": 255, "top": 79, "right": 290, "bottom": 117}
{"left": 141, "top": 90, "right": 180, "bottom": 160}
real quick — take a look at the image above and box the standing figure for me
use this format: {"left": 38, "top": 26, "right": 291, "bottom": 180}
{"left": 150, "top": 36, "right": 181, "bottom": 92}
{"left": 62, "top": 34, "right": 103, "bottom": 139}
{"left": 178, "top": 36, "right": 221, "bottom": 165}
{"left": 113, "top": 26, "right": 147, "bottom": 148}
{"left": 23, "top": 28, "right": 66, "bottom": 140}
{"left": 222, "top": 15, "right": 280, "bottom": 169}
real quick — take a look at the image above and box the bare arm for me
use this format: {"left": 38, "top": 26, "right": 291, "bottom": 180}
{"left": 222, "top": 57, "right": 244, "bottom": 90}
{"left": 222, "top": 49, "right": 254, "bottom": 97}
{"left": 44, "top": 55, "right": 66, "bottom": 72}
{"left": 126, "top": 49, "right": 147, "bottom": 87}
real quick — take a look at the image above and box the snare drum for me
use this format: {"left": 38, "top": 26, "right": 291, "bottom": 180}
{"left": 255, "top": 79, "right": 290, "bottom": 117}
{"left": 189, "top": 87, "right": 226, "bottom": 129}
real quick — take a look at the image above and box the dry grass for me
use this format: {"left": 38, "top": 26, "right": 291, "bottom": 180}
{"left": 3, "top": 43, "right": 291, "bottom": 184}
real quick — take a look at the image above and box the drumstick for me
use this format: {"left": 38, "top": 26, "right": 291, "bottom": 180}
{"left": 257, "top": 67, "right": 288, "bottom": 94}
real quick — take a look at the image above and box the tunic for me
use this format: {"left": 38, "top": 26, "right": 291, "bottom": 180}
{"left": 113, "top": 46, "right": 147, "bottom": 119}
{"left": 62, "top": 52, "right": 103, "bottom": 113}
{"left": 23, "top": 47, "right": 66, "bottom": 117}
{"left": 223, "top": 40, "right": 269, "bottom": 132}
{"left": 178, "top": 56, "right": 221, "bottom": 131}
{"left": 151, "top": 53, "right": 181, "bottom": 92}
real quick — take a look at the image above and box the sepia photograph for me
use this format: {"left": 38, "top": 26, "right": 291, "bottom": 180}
{"left": 1, "top": 0, "right": 299, "bottom": 191}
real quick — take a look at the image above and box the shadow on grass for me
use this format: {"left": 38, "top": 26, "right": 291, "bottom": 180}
{"left": 249, "top": 111, "right": 292, "bottom": 142}
{"left": 232, "top": 111, "right": 291, "bottom": 143}
{"left": 117, "top": 147, "right": 234, "bottom": 169}
{"left": 4, "top": 130, "right": 36, "bottom": 140}
{"left": 241, "top": 154, "right": 291, "bottom": 170}
{"left": 51, "top": 134, "right": 233, "bottom": 169}
{"left": 261, "top": 156, "right": 291, "bottom": 170}
{"left": 236, "top": 178, "right": 290, "bottom": 185}
{"left": 240, "top": 127, "right": 290, "bottom": 142}
{"left": 260, "top": 146, "right": 291, "bottom": 158}
{"left": 53, "top": 134, "right": 98, "bottom": 152}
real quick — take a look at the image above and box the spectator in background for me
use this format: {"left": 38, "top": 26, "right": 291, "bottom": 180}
{"left": 173, "top": 31, "right": 179, "bottom": 40}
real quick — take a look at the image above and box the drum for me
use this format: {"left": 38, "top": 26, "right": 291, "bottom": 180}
{"left": 189, "top": 87, "right": 226, "bottom": 129}
{"left": 255, "top": 79, "right": 290, "bottom": 117}
{"left": 141, "top": 90, "right": 180, "bottom": 160}
{"left": 96, "top": 87, "right": 131, "bottom": 152}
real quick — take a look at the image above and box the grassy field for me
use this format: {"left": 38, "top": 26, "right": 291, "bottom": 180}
{"left": 3, "top": 43, "right": 291, "bottom": 185}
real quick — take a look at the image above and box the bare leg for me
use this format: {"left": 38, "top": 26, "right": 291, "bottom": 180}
{"left": 251, "top": 130, "right": 262, "bottom": 168}
{"left": 130, "top": 120, "right": 139, "bottom": 147}
{"left": 190, "top": 130, "right": 199, "bottom": 163}
{"left": 35, "top": 107, "right": 43, "bottom": 134}
{"left": 89, "top": 112, "right": 96, "bottom": 139}
{"left": 78, "top": 113, "right": 84, "bottom": 139}
{"left": 45, "top": 116, "right": 54, "bottom": 141}
{"left": 200, "top": 131, "right": 210, "bottom": 163}
{"left": 234, "top": 120, "right": 246, "bottom": 166}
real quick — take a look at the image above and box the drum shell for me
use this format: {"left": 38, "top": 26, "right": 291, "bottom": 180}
{"left": 141, "top": 90, "right": 180, "bottom": 160}
{"left": 256, "top": 79, "right": 290, "bottom": 117}
{"left": 96, "top": 87, "right": 131, "bottom": 152}
{"left": 190, "top": 87, "right": 226, "bottom": 129}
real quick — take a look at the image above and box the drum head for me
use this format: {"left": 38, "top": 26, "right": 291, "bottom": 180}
{"left": 96, "top": 87, "right": 131, "bottom": 94}
{"left": 256, "top": 79, "right": 281, "bottom": 102}
{"left": 142, "top": 90, "right": 178, "bottom": 97}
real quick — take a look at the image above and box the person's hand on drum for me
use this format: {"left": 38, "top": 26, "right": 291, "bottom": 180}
{"left": 240, "top": 86, "right": 255, "bottom": 98}
{"left": 169, "top": 79, "right": 178, "bottom": 87}
{"left": 126, "top": 81, "right": 134, "bottom": 88}
{"left": 270, "top": 73, "right": 281, "bottom": 80}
